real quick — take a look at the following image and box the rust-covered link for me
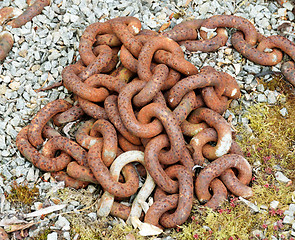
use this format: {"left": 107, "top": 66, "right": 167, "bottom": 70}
{"left": 0, "top": 32, "right": 14, "bottom": 61}
{"left": 7, "top": 0, "right": 51, "bottom": 28}
{"left": 89, "top": 119, "right": 118, "bottom": 167}
{"left": 51, "top": 171, "right": 89, "bottom": 189}
{"left": 195, "top": 154, "right": 252, "bottom": 204}
{"left": 75, "top": 119, "right": 102, "bottom": 150}
{"left": 173, "top": 19, "right": 228, "bottom": 52}
{"left": 28, "top": 99, "right": 72, "bottom": 148}
{"left": 137, "top": 36, "right": 198, "bottom": 80}
{"left": 231, "top": 32, "right": 283, "bottom": 66}
{"left": 0, "top": 7, "right": 22, "bottom": 25}
{"left": 118, "top": 80, "right": 163, "bottom": 138}
{"left": 144, "top": 165, "right": 193, "bottom": 229}
{"left": 41, "top": 136, "right": 88, "bottom": 167}
{"left": 88, "top": 142, "right": 140, "bottom": 198}
{"left": 52, "top": 105, "right": 85, "bottom": 126}
{"left": 16, "top": 126, "right": 72, "bottom": 172}
{"left": 200, "top": 15, "right": 258, "bottom": 46}
{"left": 189, "top": 107, "right": 232, "bottom": 160}
{"left": 281, "top": 61, "right": 295, "bottom": 87}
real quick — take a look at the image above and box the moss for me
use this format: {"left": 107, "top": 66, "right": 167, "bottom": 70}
{"left": 31, "top": 229, "right": 53, "bottom": 240}
{"left": 6, "top": 181, "right": 39, "bottom": 206}
{"left": 68, "top": 213, "right": 145, "bottom": 240}
{"left": 235, "top": 97, "right": 295, "bottom": 181}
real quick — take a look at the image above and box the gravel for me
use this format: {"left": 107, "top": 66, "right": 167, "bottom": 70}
{"left": 0, "top": 0, "right": 294, "bottom": 239}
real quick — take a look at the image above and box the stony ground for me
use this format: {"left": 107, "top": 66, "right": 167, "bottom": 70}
{"left": 0, "top": 0, "right": 294, "bottom": 239}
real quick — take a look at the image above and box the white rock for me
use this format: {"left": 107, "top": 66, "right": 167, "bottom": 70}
{"left": 275, "top": 171, "right": 291, "bottom": 183}
{"left": 257, "top": 94, "right": 267, "bottom": 102}
{"left": 280, "top": 107, "right": 288, "bottom": 117}
{"left": 270, "top": 201, "right": 279, "bottom": 209}
{"left": 55, "top": 216, "right": 70, "bottom": 231}
{"left": 289, "top": 204, "right": 295, "bottom": 212}
{"left": 283, "top": 215, "right": 295, "bottom": 224}
{"left": 47, "top": 232, "right": 58, "bottom": 240}
{"left": 26, "top": 168, "right": 35, "bottom": 182}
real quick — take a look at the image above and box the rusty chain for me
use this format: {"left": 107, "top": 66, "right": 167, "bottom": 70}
{"left": 15, "top": 14, "right": 295, "bottom": 230}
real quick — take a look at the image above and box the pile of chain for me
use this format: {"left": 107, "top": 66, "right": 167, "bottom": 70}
{"left": 15, "top": 15, "right": 295, "bottom": 230}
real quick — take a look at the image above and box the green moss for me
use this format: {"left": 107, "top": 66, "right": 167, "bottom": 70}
{"left": 235, "top": 97, "right": 295, "bottom": 180}
{"left": 31, "top": 229, "right": 53, "bottom": 240}
{"left": 6, "top": 181, "right": 39, "bottom": 206}
{"left": 68, "top": 213, "right": 145, "bottom": 240}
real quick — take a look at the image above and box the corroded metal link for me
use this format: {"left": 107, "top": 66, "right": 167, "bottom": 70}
{"left": 16, "top": 126, "right": 72, "bottom": 172}
{"left": 28, "top": 99, "right": 72, "bottom": 148}
{"left": 88, "top": 142, "right": 140, "bottom": 198}
{"left": 144, "top": 134, "right": 181, "bottom": 194}
{"left": 138, "top": 36, "right": 197, "bottom": 81}
{"left": 62, "top": 63, "right": 111, "bottom": 102}
{"left": 75, "top": 119, "right": 103, "bottom": 150}
{"left": 121, "top": 42, "right": 182, "bottom": 90}
{"left": 202, "top": 87, "right": 228, "bottom": 114}
{"left": 231, "top": 32, "right": 283, "bottom": 66}
{"left": 200, "top": 15, "right": 258, "bottom": 46}
{"left": 118, "top": 80, "right": 163, "bottom": 138}
{"left": 42, "top": 136, "right": 88, "bottom": 167}
{"left": 52, "top": 105, "right": 85, "bottom": 126}
{"left": 195, "top": 154, "right": 252, "bottom": 204}
{"left": 173, "top": 91, "right": 201, "bottom": 125}
{"left": 167, "top": 66, "right": 226, "bottom": 108}
{"left": 110, "top": 202, "right": 133, "bottom": 221}
{"left": 181, "top": 120, "right": 209, "bottom": 137}
{"left": 137, "top": 103, "right": 186, "bottom": 161}
{"left": 77, "top": 74, "right": 127, "bottom": 119}
{"left": 281, "top": 61, "right": 295, "bottom": 87}
{"left": 118, "top": 134, "right": 145, "bottom": 152}
{"left": 7, "top": 0, "right": 51, "bottom": 28}
{"left": 144, "top": 194, "right": 178, "bottom": 229}
{"left": 78, "top": 45, "right": 113, "bottom": 80}
{"left": 105, "top": 95, "right": 142, "bottom": 145}
{"left": 110, "top": 16, "right": 142, "bottom": 58}
{"left": 220, "top": 168, "right": 253, "bottom": 199}
{"left": 204, "top": 178, "right": 228, "bottom": 209}
{"left": 171, "top": 19, "right": 228, "bottom": 52}
{"left": 133, "top": 64, "right": 169, "bottom": 107}
{"left": 162, "top": 27, "right": 198, "bottom": 42}
{"left": 95, "top": 33, "right": 122, "bottom": 47}
{"left": 89, "top": 119, "right": 117, "bottom": 167}
{"left": 190, "top": 127, "right": 218, "bottom": 165}
{"left": 79, "top": 21, "right": 113, "bottom": 66}
{"left": 145, "top": 165, "right": 193, "bottom": 228}
{"left": 42, "top": 124, "right": 61, "bottom": 139}
{"left": 51, "top": 171, "right": 89, "bottom": 189}
{"left": 189, "top": 107, "right": 232, "bottom": 159}
{"left": 77, "top": 97, "right": 108, "bottom": 120}
{"left": 0, "top": 7, "right": 22, "bottom": 25}
{"left": 180, "top": 28, "right": 228, "bottom": 52}
{"left": 67, "top": 161, "right": 98, "bottom": 184}
{"left": 0, "top": 32, "right": 14, "bottom": 61}
{"left": 257, "top": 35, "right": 295, "bottom": 61}
{"left": 190, "top": 127, "right": 242, "bottom": 165}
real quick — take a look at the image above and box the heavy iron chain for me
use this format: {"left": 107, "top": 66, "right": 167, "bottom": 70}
{"left": 15, "top": 15, "right": 295, "bottom": 229}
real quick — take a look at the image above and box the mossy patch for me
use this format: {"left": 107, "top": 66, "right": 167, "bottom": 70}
{"left": 6, "top": 181, "right": 39, "bottom": 206}
{"left": 236, "top": 97, "right": 295, "bottom": 181}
